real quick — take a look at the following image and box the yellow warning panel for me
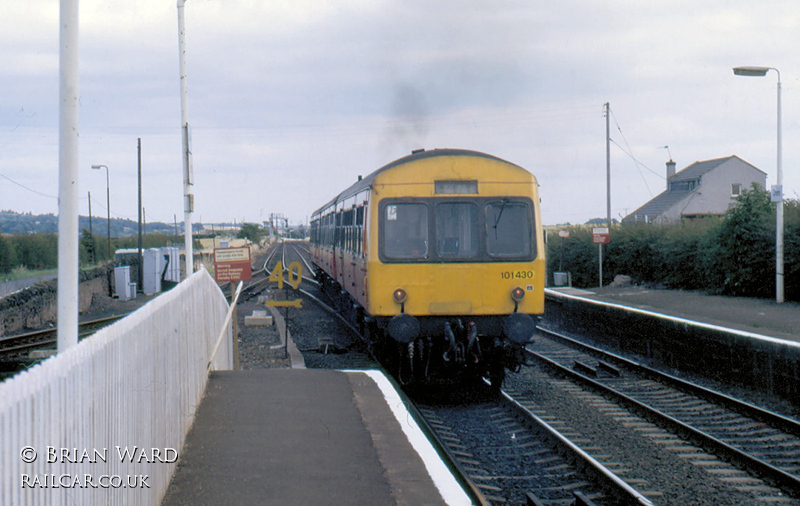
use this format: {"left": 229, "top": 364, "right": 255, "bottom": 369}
{"left": 266, "top": 299, "right": 303, "bottom": 309}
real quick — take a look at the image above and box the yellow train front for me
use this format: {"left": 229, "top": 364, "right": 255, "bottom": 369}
{"left": 310, "top": 148, "right": 545, "bottom": 389}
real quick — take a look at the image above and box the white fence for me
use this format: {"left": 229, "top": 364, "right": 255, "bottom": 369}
{"left": 0, "top": 268, "right": 233, "bottom": 506}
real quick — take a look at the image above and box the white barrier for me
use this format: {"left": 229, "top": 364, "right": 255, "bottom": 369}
{"left": 0, "top": 268, "right": 232, "bottom": 506}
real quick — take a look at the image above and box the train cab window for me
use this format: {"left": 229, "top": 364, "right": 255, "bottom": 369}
{"left": 383, "top": 203, "right": 428, "bottom": 259}
{"left": 486, "top": 201, "right": 532, "bottom": 257}
{"left": 435, "top": 203, "right": 478, "bottom": 259}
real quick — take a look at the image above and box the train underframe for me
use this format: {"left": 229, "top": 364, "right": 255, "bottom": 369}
{"left": 317, "top": 272, "right": 532, "bottom": 391}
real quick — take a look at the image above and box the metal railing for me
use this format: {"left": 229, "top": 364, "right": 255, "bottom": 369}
{"left": 1, "top": 268, "right": 233, "bottom": 506}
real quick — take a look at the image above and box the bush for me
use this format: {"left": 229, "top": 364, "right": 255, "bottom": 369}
{"left": 547, "top": 186, "right": 799, "bottom": 301}
{"left": 785, "top": 199, "right": 800, "bottom": 301}
{"left": 546, "top": 227, "right": 598, "bottom": 287}
{"left": 660, "top": 219, "right": 722, "bottom": 290}
{"left": 605, "top": 225, "right": 666, "bottom": 285}
{"left": 711, "top": 184, "right": 774, "bottom": 297}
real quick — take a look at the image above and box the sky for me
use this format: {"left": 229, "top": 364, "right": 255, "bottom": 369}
{"left": 1, "top": 1, "right": 800, "bottom": 228}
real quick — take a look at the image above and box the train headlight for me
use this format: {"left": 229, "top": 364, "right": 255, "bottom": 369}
{"left": 511, "top": 287, "right": 525, "bottom": 302}
{"left": 392, "top": 288, "right": 407, "bottom": 304}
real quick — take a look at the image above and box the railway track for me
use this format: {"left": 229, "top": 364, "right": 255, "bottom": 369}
{"left": 0, "top": 314, "right": 127, "bottom": 358}
{"left": 516, "top": 326, "right": 800, "bottom": 503}
{"left": 270, "top": 241, "right": 656, "bottom": 504}
{"left": 417, "top": 388, "right": 654, "bottom": 505}
{"left": 253, "top": 242, "right": 800, "bottom": 503}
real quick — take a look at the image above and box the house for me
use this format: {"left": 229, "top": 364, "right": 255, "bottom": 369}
{"left": 622, "top": 155, "right": 767, "bottom": 224}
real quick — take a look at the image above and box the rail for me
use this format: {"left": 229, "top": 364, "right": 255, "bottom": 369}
{"left": 0, "top": 268, "right": 234, "bottom": 506}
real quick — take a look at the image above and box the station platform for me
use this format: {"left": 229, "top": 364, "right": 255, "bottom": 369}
{"left": 547, "top": 286, "right": 800, "bottom": 342}
{"left": 160, "top": 369, "right": 471, "bottom": 506}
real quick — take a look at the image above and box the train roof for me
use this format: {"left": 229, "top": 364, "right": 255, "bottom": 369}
{"left": 311, "top": 148, "right": 526, "bottom": 216}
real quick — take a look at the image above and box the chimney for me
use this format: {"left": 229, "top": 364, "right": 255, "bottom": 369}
{"left": 666, "top": 159, "right": 676, "bottom": 190}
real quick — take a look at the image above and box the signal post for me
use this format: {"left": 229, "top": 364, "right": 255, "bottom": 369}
{"left": 593, "top": 227, "right": 610, "bottom": 288}
{"left": 214, "top": 246, "right": 253, "bottom": 369}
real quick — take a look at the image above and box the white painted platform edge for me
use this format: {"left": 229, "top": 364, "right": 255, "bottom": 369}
{"left": 346, "top": 369, "right": 473, "bottom": 506}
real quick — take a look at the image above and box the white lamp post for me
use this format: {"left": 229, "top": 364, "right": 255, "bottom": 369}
{"left": 178, "top": 0, "right": 194, "bottom": 278}
{"left": 58, "top": 0, "right": 80, "bottom": 352}
{"left": 733, "top": 66, "right": 783, "bottom": 303}
{"left": 91, "top": 164, "right": 112, "bottom": 260}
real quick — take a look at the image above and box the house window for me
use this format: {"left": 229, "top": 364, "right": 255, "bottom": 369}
{"left": 670, "top": 179, "right": 699, "bottom": 192}
{"left": 731, "top": 183, "right": 742, "bottom": 197}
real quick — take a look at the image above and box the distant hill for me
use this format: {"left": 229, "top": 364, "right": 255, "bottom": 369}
{"left": 0, "top": 210, "right": 196, "bottom": 237}
{"left": 585, "top": 217, "right": 619, "bottom": 225}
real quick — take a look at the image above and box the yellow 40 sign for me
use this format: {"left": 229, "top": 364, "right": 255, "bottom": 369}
{"left": 269, "top": 261, "right": 303, "bottom": 290}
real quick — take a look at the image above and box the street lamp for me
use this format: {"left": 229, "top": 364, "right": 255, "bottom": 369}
{"left": 733, "top": 66, "right": 783, "bottom": 303}
{"left": 91, "top": 164, "right": 112, "bottom": 260}
{"left": 178, "top": 0, "right": 194, "bottom": 278}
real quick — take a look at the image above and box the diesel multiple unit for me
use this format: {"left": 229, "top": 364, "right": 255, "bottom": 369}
{"left": 310, "top": 148, "right": 544, "bottom": 388}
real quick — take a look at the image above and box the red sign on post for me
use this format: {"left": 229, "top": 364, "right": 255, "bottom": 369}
{"left": 214, "top": 246, "right": 252, "bottom": 283}
{"left": 592, "top": 227, "right": 610, "bottom": 244}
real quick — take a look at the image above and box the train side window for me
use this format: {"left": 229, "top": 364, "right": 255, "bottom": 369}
{"left": 356, "top": 206, "right": 365, "bottom": 257}
{"left": 383, "top": 203, "right": 428, "bottom": 259}
{"left": 435, "top": 202, "right": 478, "bottom": 259}
{"left": 486, "top": 201, "right": 532, "bottom": 257}
{"left": 335, "top": 211, "right": 343, "bottom": 249}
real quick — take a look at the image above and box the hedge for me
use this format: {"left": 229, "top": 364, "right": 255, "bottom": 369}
{"left": 547, "top": 185, "right": 800, "bottom": 301}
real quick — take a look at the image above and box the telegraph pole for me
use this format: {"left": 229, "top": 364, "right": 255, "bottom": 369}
{"left": 605, "top": 102, "right": 611, "bottom": 229}
{"left": 599, "top": 102, "right": 611, "bottom": 288}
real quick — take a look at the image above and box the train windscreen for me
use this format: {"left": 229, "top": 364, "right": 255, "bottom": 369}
{"left": 380, "top": 198, "right": 535, "bottom": 263}
{"left": 383, "top": 203, "right": 429, "bottom": 259}
{"left": 486, "top": 201, "right": 532, "bottom": 257}
{"left": 436, "top": 202, "right": 479, "bottom": 259}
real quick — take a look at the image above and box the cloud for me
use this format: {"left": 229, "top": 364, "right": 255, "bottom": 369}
{"left": 2, "top": 0, "right": 800, "bottom": 226}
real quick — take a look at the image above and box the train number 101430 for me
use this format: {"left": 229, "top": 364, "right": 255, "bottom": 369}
{"left": 500, "top": 270, "right": 536, "bottom": 280}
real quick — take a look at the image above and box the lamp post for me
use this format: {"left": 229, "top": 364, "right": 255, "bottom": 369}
{"left": 91, "top": 164, "right": 112, "bottom": 260}
{"left": 57, "top": 0, "right": 80, "bottom": 352}
{"left": 733, "top": 66, "right": 783, "bottom": 303}
{"left": 178, "top": 0, "right": 194, "bottom": 278}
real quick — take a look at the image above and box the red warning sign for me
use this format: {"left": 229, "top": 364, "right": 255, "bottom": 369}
{"left": 214, "top": 247, "right": 252, "bottom": 283}
{"left": 592, "top": 227, "right": 610, "bottom": 244}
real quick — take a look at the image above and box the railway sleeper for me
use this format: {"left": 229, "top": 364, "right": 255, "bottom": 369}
{"left": 573, "top": 360, "right": 621, "bottom": 379}
{"left": 597, "top": 360, "right": 621, "bottom": 377}
{"left": 573, "top": 360, "right": 598, "bottom": 378}
{"left": 526, "top": 490, "right": 599, "bottom": 506}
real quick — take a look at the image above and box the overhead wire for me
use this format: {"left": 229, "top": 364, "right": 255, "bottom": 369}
{"left": 0, "top": 171, "right": 57, "bottom": 200}
{"left": 607, "top": 107, "right": 665, "bottom": 198}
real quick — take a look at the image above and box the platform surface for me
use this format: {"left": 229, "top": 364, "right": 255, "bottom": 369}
{"left": 548, "top": 286, "right": 800, "bottom": 342}
{"left": 161, "top": 369, "right": 469, "bottom": 506}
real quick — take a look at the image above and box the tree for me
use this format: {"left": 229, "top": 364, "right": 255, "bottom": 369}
{"left": 0, "top": 234, "right": 18, "bottom": 274}
{"left": 80, "top": 228, "right": 98, "bottom": 265}
{"left": 14, "top": 233, "right": 58, "bottom": 270}
{"left": 237, "top": 222, "right": 264, "bottom": 244}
